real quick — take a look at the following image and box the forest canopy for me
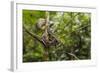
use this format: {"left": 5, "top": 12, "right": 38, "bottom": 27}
{"left": 23, "top": 10, "right": 91, "bottom": 62}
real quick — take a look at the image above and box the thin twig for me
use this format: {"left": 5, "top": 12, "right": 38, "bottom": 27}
{"left": 74, "top": 24, "right": 90, "bottom": 32}
{"left": 67, "top": 53, "right": 79, "bottom": 60}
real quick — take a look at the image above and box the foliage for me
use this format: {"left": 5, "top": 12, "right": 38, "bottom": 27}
{"left": 23, "top": 10, "right": 91, "bottom": 62}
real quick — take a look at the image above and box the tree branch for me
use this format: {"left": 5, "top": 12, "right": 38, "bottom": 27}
{"left": 23, "top": 26, "right": 46, "bottom": 47}
{"left": 67, "top": 53, "right": 79, "bottom": 60}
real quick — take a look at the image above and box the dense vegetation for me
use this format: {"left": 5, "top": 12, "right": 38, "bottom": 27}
{"left": 23, "top": 10, "right": 91, "bottom": 62}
